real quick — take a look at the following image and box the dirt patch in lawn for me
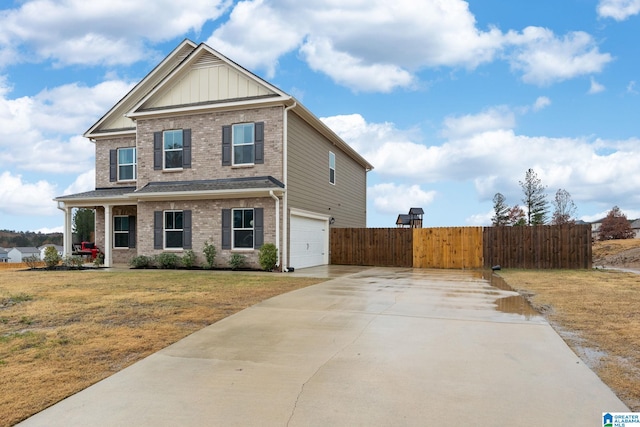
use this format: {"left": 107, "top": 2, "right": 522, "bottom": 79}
{"left": 0, "top": 269, "right": 323, "bottom": 427}
{"left": 593, "top": 238, "right": 640, "bottom": 269}
{"left": 498, "top": 268, "right": 640, "bottom": 411}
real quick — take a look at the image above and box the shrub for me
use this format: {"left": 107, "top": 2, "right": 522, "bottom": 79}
{"left": 43, "top": 247, "right": 61, "bottom": 268}
{"left": 203, "top": 241, "right": 217, "bottom": 269}
{"left": 93, "top": 252, "right": 105, "bottom": 267}
{"left": 229, "top": 253, "right": 246, "bottom": 270}
{"left": 62, "top": 256, "right": 84, "bottom": 268}
{"left": 23, "top": 255, "right": 40, "bottom": 269}
{"left": 182, "top": 250, "right": 197, "bottom": 268}
{"left": 258, "top": 243, "right": 278, "bottom": 271}
{"left": 157, "top": 252, "right": 180, "bottom": 269}
{"left": 129, "top": 255, "right": 155, "bottom": 269}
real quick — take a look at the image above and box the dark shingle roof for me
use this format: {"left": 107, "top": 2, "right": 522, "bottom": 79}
{"left": 56, "top": 187, "right": 136, "bottom": 200}
{"left": 135, "top": 176, "right": 284, "bottom": 194}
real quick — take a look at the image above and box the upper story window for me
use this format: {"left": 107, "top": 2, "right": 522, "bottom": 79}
{"left": 233, "top": 123, "right": 255, "bottom": 165}
{"left": 164, "top": 130, "right": 183, "bottom": 169}
{"left": 222, "top": 122, "right": 264, "bottom": 166}
{"left": 118, "top": 148, "right": 136, "bottom": 181}
{"left": 329, "top": 151, "right": 336, "bottom": 185}
{"left": 153, "top": 129, "right": 191, "bottom": 171}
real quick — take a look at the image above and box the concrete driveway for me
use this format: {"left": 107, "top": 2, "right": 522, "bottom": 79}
{"left": 18, "top": 267, "right": 627, "bottom": 426}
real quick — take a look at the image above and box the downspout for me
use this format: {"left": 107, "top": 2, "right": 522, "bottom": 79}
{"left": 282, "top": 101, "right": 296, "bottom": 272}
{"left": 269, "top": 190, "right": 280, "bottom": 268}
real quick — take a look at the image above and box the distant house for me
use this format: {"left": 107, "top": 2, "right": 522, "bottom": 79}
{"left": 39, "top": 244, "right": 64, "bottom": 260}
{"left": 8, "top": 247, "right": 40, "bottom": 263}
{"left": 396, "top": 208, "right": 424, "bottom": 228}
{"left": 0, "top": 248, "right": 8, "bottom": 263}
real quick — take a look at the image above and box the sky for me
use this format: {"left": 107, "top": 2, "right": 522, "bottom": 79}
{"left": 1, "top": 0, "right": 640, "bottom": 233}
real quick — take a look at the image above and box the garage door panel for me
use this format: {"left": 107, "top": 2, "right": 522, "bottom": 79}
{"left": 290, "top": 215, "right": 327, "bottom": 269}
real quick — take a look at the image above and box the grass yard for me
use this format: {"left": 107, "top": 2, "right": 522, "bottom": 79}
{"left": 0, "top": 269, "right": 323, "bottom": 427}
{"left": 499, "top": 268, "right": 640, "bottom": 411}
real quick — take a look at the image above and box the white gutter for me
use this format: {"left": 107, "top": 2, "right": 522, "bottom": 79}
{"left": 282, "top": 101, "right": 296, "bottom": 272}
{"left": 269, "top": 190, "right": 280, "bottom": 267}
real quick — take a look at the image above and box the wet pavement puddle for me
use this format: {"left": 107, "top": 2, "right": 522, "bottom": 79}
{"left": 483, "top": 271, "right": 542, "bottom": 320}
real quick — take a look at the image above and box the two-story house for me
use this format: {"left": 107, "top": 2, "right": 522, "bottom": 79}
{"left": 55, "top": 40, "right": 373, "bottom": 269}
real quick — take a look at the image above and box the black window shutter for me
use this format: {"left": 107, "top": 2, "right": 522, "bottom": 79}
{"left": 128, "top": 216, "right": 136, "bottom": 248}
{"left": 222, "top": 126, "right": 231, "bottom": 166}
{"left": 254, "top": 122, "right": 264, "bottom": 164}
{"left": 154, "top": 132, "right": 163, "bottom": 170}
{"left": 154, "top": 211, "right": 163, "bottom": 249}
{"left": 183, "top": 210, "right": 192, "bottom": 249}
{"left": 254, "top": 208, "right": 264, "bottom": 249}
{"left": 221, "top": 209, "right": 231, "bottom": 249}
{"left": 182, "top": 129, "right": 191, "bottom": 168}
{"left": 110, "top": 149, "right": 117, "bottom": 181}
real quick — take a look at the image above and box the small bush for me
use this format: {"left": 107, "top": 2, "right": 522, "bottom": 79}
{"left": 258, "top": 243, "right": 278, "bottom": 271}
{"left": 129, "top": 255, "right": 155, "bottom": 269}
{"left": 62, "top": 256, "right": 84, "bottom": 268}
{"left": 229, "top": 253, "right": 246, "bottom": 270}
{"left": 93, "top": 252, "right": 104, "bottom": 267}
{"left": 157, "top": 252, "right": 180, "bottom": 269}
{"left": 23, "top": 255, "right": 40, "bottom": 269}
{"left": 182, "top": 250, "right": 197, "bottom": 268}
{"left": 43, "top": 247, "right": 61, "bottom": 268}
{"left": 203, "top": 241, "right": 217, "bottom": 269}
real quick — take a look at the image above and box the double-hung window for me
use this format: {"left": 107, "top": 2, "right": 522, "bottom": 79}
{"left": 114, "top": 216, "right": 130, "bottom": 248}
{"left": 164, "top": 210, "right": 183, "bottom": 249}
{"left": 118, "top": 148, "right": 136, "bottom": 181}
{"left": 232, "top": 208, "right": 254, "bottom": 249}
{"left": 329, "top": 151, "right": 336, "bottom": 185}
{"left": 164, "top": 130, "right": 183, "bottom": 169}
{"left": 232, "top": 123, "right": 255, "bottom": 165}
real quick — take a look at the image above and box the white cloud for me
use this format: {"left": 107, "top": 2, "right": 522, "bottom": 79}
{"left": 0, "top": 79, "right": 131, "bottom": 173}
{"left": 597, "top": 0, "right": 640, "bottom": 20}
{"left": 441, "top": 107, "right": 515, "bottom": 139}
{"left": 326, "top": 110, "right": 640, "bottom": 212}
{"left": 627, "top": 81, "right": 639, "bottom": 94}
{"left": 207, "top": 0, "right": 503, "bottom": 91}
{"left": 588, "top": 77, "right": 606, "bottom": 94}
{"left": 368, "top": 183, "right": 437, "bottom": 215}
{"left": 64, "top": 169, "right": 95, "bottom": 195}
{"left": 533, "top": 96, "right": 551, "bottom": 111}
{"left": 0, "top": 171, "right": 58, "bottom": 216}
{"left": 505, "top": 27, "right": 613, "bottom": 86}
{"left": 0, "top": 0, "right": 232, "bottom": 67}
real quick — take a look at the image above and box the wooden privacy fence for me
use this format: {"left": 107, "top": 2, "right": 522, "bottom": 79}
{"left": 330, "top": 224, "right": 592, "bottom": 269}
{"left": 483, "top": 224, "right": 592, "bottom": 269}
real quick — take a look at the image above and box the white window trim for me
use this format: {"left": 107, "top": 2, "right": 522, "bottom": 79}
{"left": 232, "top": 208, "right": 255, "bottom": 250}
{"left": 329, "top": 151, "right": 336, "bottom": 185}
{"left": 163, "top": 129, "right": 184, "bottom": 170}
{"left": 164, "top": 210, "right": 183, "bottom": 250}
{"left": 117, "top": 147, "right": 136, "bottom": 182}
{"left": 232, "top": 123, "right": 255, "bottom": 166}
{"left": 113, "top": 215, "right": 129, "bottom": 248}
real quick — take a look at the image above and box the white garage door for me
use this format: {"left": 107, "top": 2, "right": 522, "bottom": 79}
{"left": 290, "top": 214, "right": 328, "bottom": 269}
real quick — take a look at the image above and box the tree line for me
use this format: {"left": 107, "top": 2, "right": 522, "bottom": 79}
{"left": 491, "top": 168, "right": 635, "bottom": 240}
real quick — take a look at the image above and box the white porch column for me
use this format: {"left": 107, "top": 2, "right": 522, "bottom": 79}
{"left": 59, "top": 205, "right": 73, "bottom": 257}
{"left": 104, "top": 204, "right": 112, "bottom": 267}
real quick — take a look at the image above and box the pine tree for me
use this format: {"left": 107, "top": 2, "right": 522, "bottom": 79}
{"left": 519, "top": 168, "right": 549, "bottom": 225}
{"left": 491, "top": 193, "right": 510, "bottom": 226}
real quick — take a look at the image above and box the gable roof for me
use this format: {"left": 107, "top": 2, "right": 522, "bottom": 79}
{"left": 85, "top": 39, "right": 198, "bottom": 138}
{"left": 10, "top": 247, "right": 40, "bottom": 254}
{"left": 84, "top": 40, "right": 373, "bottom": 171}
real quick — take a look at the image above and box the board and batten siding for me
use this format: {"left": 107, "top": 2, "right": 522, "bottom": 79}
{"left": 287, "top": 112, "right": 367, "bottom": 228}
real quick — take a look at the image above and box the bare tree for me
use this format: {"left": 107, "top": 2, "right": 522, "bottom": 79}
{"left": 598, "top": 206, "right": 635, "bottom": 240}
{"left": 519, "top": 168, "right": 549, "bottom": 225}
{"left": 508, "top": 205, "right": 527, "bottom": 226}
{"left": 551, "top": 189, "right": 577, "bottom": 225}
